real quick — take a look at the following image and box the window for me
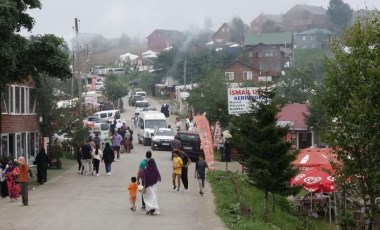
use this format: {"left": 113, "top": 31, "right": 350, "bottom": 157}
{"left": 1, "top": 86, "right": 9, "bottom": 113}
{"left": 0, "top": 134, "right": 8, "bottom": 158}
{"left": 225, "top": 72, "right": 234, "bottom": 81}
{"left": 29, "top": 88, "right": 36, "bottom": 113}
{"left": 10, "top": 86, "right": 14, "bottom": 113}
{"left": 243, "top": 71, "right": 253, "bottom": 80}
{"left": 15, "top": 86, "right": 20, "bottom": 113}
{"left": 21, "top": 87, "right": 25, "bottom": 113}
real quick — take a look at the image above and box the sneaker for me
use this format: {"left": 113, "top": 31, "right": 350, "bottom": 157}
{"left": 77, "top": 171, "right": 81, "bottom": 174}
{"left": 109, "top": 172, "right": 112, "bottom": 176}
{"left": 200, "top": 191, "right": 204, "bottom": 196}
{"left": 172, "top": 186, "right": 176, "bottom": 191}
{"left": 184, "top": 189, "right": 189, "bottom": 192}
{"left": 141, "top": 206, "right": 146, "bottom": 210}
{"left": 177, "top": 188, "right": 180, "bottom": 192}
{"left": 96, "top": 174, "right": 99, "bottom": 177}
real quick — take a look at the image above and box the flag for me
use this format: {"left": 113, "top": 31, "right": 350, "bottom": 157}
{"left": 194, "top": 115, "right": 215, "bottom": 170}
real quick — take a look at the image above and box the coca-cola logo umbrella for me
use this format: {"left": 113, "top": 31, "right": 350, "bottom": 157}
{"left": 290, "top": 167, "right": 336, "bottom": 192}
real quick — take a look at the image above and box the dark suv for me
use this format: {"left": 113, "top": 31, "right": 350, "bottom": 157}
{"left": 176, "top": 131, "right": 202, "bottom": 161}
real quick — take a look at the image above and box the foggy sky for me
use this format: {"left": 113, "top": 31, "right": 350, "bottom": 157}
{"left": 22, "top": 0, "right": 379, "bottom": 42}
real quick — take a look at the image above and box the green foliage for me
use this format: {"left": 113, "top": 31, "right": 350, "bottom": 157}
{"left": 187, "top": 70, "right": 230, "bottom": 127}
{"left": 317, "top": 14, "right": 380, "bottom": 224}
{"left": 230, "top": 17, "right": 247, "bottom": 45}
{"left": 0, "top": 0, "right": 71, "bottom": 90}
{"left": 104, "top": 75, "right": 129, "bottom": 104}
{"left": 208, "top": 171, "right": 329, "bottom": 230}
{"left": 327, "top": 0, "right": 353, "bottom": 33}
{"left": 230, "top": 88, "right": 299, "bottom": 222}
{"left": 274, "top": 66, "right": 317, "bottom": 104}
{"left": 294, "top": 49, "right": 327, "bottom": 67}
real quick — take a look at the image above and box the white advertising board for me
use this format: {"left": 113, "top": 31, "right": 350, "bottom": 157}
{"left": 228, "top": 87, "right": 265, "bottom": 115}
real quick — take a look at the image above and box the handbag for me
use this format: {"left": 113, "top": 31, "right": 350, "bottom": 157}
{"left": 138, "top": 185, "right": 145, "bottom": 193}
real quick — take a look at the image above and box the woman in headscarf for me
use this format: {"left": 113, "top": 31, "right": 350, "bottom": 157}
{"left": 34, "top": 148, "right": 49, "bottom": 184}
{"left": 138, "top": 151, "right": 161, "bottom": 215}
{"left": 4, "top": 161, "right": 20, "bottom": 202}
{"left": 124, "top": 132, "right": 133, "bottom": 153}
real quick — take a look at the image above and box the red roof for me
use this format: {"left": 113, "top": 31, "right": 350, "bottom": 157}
{"left": 277, "top": 103, "right": 309, "bottom": 130}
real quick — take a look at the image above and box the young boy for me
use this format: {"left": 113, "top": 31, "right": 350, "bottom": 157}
{"left": 195, "top": 155, "right": 208, "bottom": 196}
{"left": 172, "top": 150, "right": 183, "bottom": 192}
{"left": 128, "top": 176, "right": 138, "bottom": 211}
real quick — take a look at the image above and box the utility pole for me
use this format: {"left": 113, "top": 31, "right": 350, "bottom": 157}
{"left": 74, "top": 18, "right": 83, "bottom": 116}
{"left": 183, "top": 59, "right": 187, "bottom": 91}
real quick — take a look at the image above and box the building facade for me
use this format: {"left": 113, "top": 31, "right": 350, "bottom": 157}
{"left": 146, "top": 29, "right": 183, "bottom": 52}
{"left": 224, "top": 60, "right": 260, "bottom": 85}
{"left": 1, "top": 78, "right": 39, "bottom": 163}
{"left": 250, "top": 13, "right": 283, "bottom": 34}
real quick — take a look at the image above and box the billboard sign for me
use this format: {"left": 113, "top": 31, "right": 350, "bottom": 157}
{"left": 227, "top": 87, "right": 265, "bottom": 115}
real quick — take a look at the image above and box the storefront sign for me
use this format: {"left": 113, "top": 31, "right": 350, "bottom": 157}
{"left": 227, "top": 87, "right": 265, "bottom": 115}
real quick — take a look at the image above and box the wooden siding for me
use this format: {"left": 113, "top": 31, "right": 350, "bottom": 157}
{"left": 1, "top": 114, "right": 39, "bottom": 133}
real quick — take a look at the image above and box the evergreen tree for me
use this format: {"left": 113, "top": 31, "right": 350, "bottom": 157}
{"left": 327, "top": 0, "right": 353, "bottom": 33}
{"left": 316, "top": 13, "right": 380, "bottom": 227}
{"left": 229, "top": 17, "right": 247, "bottom": 45}
{"left": 230, "top": 88, "right": 299, "bottom": 222}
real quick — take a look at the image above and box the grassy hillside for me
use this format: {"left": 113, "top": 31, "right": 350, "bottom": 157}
{"left": 294, "top": 48, "right": 330, "bottom": 67}
{"left": 208, "top": 171, "right": 332, "bottom": 230}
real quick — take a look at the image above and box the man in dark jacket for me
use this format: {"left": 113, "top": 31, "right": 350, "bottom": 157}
{"left": 102, "top": 143, "right": 114, "bottom": 175}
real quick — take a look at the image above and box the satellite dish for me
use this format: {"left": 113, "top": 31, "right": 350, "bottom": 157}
{"left": 180, "top": 92, "right": 190, "bottom": 100}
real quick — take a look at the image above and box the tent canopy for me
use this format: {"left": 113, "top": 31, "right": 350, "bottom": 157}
{"left": 120, "top": 52, "right": 139, "bottom": 61}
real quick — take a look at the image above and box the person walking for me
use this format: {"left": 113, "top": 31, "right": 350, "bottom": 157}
{"left": 124, "top": 133, "right": 133, "bottom": 153}
{"left": 218, "top": 134, "right": 226, "bottom": 162}
{"left": 0, "top": 161, "right": 9, "bottom": 198}
{"left": 179, "top": 149, "right": 191, "bottom": 192}
{"left": 16, "top": 157, "right": 29, "bottom": 206}
{"left": 75, "top": 147, "right": 83, "bottom": 174}
{"left": 171, "top": 135, "right": 181, "bottom": 152}
{"left": 112, "top": 131, "right": 123, "bottom": 161}
{"left": 172, "top": 150, "right": 183, "bottom": 192}
{"left": 102, "top": 142, "right": 114, "bottom": 176}
{"left": 92, "top": 146, "right": 102, "bottom": 176}
{"left": 81, "top": 140, "right": 93, "bottom": 175}
{"left": 195, "top": 155, "right": 208, "bottom": 196}
{"left": 93, "top": 133, "right": 101, "bottom": 149}
{"left": 3, "top": 161, "right": 19, "bottom": 202}
{"left": 128, "top": 176, "right": 138, "bottom": 211}
{"left": 137, "top": 151, "right": 161, "bottom": 215}
{"left": 34, "top": 148, "right": 48, "bottom": 184}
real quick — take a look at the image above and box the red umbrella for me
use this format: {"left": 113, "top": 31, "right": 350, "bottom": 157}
{"left": 293, "top": 147, "right": 336, "bottom": 171}
{"left": 291, "top": 167, "right": 336, "bottom": 192}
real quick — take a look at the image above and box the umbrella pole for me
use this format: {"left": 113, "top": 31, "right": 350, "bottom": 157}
{"left": 310, "top": 192, "right": 313, "bottom": 212}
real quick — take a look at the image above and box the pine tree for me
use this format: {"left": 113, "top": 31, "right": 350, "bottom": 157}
{"left": 230, "top": 88, "right": 299, "bottom": 223}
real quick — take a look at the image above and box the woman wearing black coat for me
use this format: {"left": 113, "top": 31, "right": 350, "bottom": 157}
{"left": 102, "top": 143, "right": 115, "bottom": 176}
{"left": 34, "top": 148, "right": 49, "bottom": 184}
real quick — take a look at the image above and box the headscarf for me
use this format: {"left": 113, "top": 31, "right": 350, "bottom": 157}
{"left": 4, "top": 161, "right": 15, "bottom": 174}
{"left": 141, "top": 158, "right": 161, "bottom": 188}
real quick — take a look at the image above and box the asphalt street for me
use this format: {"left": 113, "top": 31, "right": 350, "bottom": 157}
{"left": 0, "top": 94, "right": 226, "bottom": 230}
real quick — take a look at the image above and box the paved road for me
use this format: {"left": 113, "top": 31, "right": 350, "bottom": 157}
{"left": 0, "top": 95, "right": 226, "bottom": 230}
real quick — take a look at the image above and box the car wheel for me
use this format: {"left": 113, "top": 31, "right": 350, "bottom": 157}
{"left": 151, "top": 143, "right": 156, "bottom": 150}
{"left": 143, "top": 138, "right": 148, "bottom": 146}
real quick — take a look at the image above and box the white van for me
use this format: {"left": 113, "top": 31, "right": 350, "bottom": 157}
{"left": 133, "top": 91, "right": 147, "bottom": 99}
{"left": 137, "top": 111, "right": 167, "bottom": 146}
{"left": 92, "top": 110, "right": 121, "bottom": 122}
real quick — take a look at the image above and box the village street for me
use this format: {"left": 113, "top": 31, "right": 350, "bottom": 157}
{"left": 0, "top": 95, "right": 226, "bottom": 230}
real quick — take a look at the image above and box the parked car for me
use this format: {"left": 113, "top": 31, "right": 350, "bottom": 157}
{"left": 176, "top": 131, "right": 202, "bottom": 161}
{"left": 151, "top": 128, "right": 175, "bottom": 150}
{"left": 113, "top": 68, "right": 125, "bottom": 74}
{"left": 134, "top": 100, "right": 150, "bottom": 115}
{"left": 133, "top": 91, "right": 147, "bottom": 99}
{"left": 131, "top": 87, "right": 143, "bottom": 95}
{"left": 84, "top": 116, "right": 110, "bottom": 124}
{"left": 95, "top": 82, "right": 104, "bottom": 91}
{"left": 142, "top": 106, "right": 157, "bottom": 112}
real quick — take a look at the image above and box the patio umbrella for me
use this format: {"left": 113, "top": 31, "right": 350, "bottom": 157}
{"left": 290, "top": 167, "right": 336, "bottom": 192}
{"left": 293, "top": 147, "right": 336, "bottom": 171}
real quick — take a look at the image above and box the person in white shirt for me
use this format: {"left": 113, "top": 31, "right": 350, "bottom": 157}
{"left": 92, "top": 146, "right": 103, "bottom": 176}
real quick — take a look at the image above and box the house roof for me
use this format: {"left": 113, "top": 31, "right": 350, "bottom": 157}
{"left": 297, "top": 28, "right": 332, "bottom": 35}
{"left": 211, "top": 22, "right": 231, "bottom": 39}
{"left": 224, "top": 59, "right": 257, "bottom": 71}
{"left": 277, "top": 103, "right": 309, "bottom": 130}
{"left": 296, "top": 4, "right": 327, "bottom": 16}
{"left": 244, "top": 32, "right": 293, "bottom": 46}
{"left": 146, "top": 29, "right": 182, "bottom": 39}
{"left": 263, "top": 14, "right": 283, "bottom": 23}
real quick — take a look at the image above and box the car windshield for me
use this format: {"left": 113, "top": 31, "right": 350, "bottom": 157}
{"left": 145, "top": 120, "right": 167, "bottom": 129}
{"left": 135, "top": 102, "right": 149, "bottom": 107}
{"left": 178, "top": 133, "right": 200, "bottom": 143}
{"left": 156, "top": 130, "right": 174, "bottom": 136}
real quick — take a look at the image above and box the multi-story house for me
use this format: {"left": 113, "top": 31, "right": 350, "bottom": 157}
{"left": 250, "top": 13, "right": 283, "bottom": 33}
{"left": 295, "top": 28, "right": 332, "bottom": 49}
{"left": 1, "top": 77, "right": 40, "bottom": 163}
{"left": 283, "top": 4, "right": 333, "bottom": 32}
{"left": 223, "top": 59, "right": 259, "bottom": 86}
{"left": 244, "top": 32, "right": 293, "bottom": 81}
{"left": 146, "top": 29, "right": 183, "bottom": 53}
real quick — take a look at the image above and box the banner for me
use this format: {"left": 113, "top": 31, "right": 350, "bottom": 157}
{"left": 227, "top": 87, "right": 265, "bottom": 115}
{"left": 194, "top": 115, "right": 215, "bottom": 170}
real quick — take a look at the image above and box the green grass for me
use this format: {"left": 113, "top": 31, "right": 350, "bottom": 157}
{"left": 29, "top": 157, "right": 76, "bottom": 188}
{"left": 294, "top": 49, "right": 328, "bottom": 67}
{"left": 207, "top": 171, "right": 333, "bottom": 230}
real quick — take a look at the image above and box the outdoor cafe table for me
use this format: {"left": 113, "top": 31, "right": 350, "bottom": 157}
{"left": 301, "top": 195, "right": 330, "bottom": 215}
